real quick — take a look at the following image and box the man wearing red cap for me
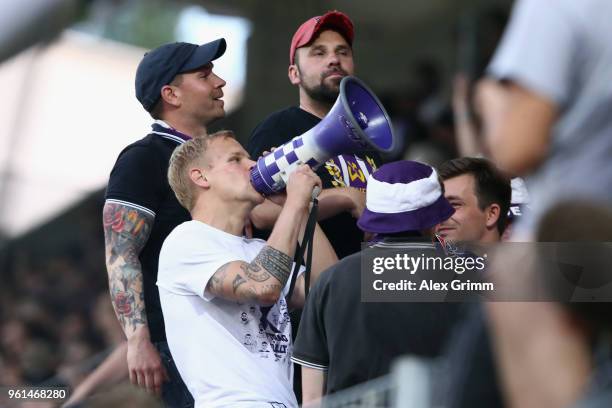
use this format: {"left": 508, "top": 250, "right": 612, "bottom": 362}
{"left": 247, "top": 11, "right": 383, "bottom": 260}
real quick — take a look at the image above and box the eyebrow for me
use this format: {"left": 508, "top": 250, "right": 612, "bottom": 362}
{"left": 445, "top": 195, "right": 463, "bottom": 202}
{"left": 199, "top": 63, "right": 213, "bottom": 73}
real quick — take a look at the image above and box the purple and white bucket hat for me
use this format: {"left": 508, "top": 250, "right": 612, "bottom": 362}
{"left": 357, "top": 161, "right": 455, "bottom": 233}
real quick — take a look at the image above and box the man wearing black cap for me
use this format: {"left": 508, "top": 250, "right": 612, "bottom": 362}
{"left": 102, "top": 39, "right": 226, "bottom": 407}
{"left": 247, "top": 11, "right": 382, "bottom": 260}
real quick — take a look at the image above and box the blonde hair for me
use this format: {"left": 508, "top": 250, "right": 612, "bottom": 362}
{"left": 168, "top": 130, "right": 236, "bottom": 211}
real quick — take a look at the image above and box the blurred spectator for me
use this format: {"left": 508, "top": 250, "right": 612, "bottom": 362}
{"left": 485, "top": 200, "right": 612, "bottom": 407}
{"left": 478, "top": 0, "right": 612, "bottom": 239}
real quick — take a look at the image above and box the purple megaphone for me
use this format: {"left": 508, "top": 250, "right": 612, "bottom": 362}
{"left": 250, "top": 76, "right": 397, "bottom": 196}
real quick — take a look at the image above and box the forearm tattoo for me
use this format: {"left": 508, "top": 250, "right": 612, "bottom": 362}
{"left": 103, "top": 202, "right": 153, "bottom": 334}
{"left": 232, "top": 274, "right": 247, "bottom": 293}
{"left": 251, "top": 246, "right": 292, "bottom": 285}
{"left": 207, "top": 247, "right": 291, "bottom": 303}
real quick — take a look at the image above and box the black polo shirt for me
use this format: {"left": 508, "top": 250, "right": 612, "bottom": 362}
{"left": 105, "top": 122, "right": 191, "bottom": 343}
{"left": 292, "top": 239, "right": 464, "bottom": 395}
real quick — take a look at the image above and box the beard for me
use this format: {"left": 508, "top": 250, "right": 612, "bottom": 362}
{"left": 300, "top": 68, "right": 348, "bottom": 105}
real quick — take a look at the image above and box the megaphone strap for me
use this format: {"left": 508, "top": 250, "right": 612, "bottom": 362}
{"left": 286, "top": 198, "right": 319, "bottom": 303}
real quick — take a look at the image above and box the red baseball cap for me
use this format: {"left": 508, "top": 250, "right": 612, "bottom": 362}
{"left": 289, "top": 10, "right": 354, "bottom": 65}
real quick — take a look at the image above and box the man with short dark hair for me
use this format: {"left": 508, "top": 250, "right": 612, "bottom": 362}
{"left": 103, "top": 39, "right": 226, "bottom": 406}
{"left": 436, "top": 157, "right": 511, "bottom": 244}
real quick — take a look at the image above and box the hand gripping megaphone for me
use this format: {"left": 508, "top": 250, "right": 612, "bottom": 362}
{"left": 250, "top": 76, "right": 398, "bottom": 196}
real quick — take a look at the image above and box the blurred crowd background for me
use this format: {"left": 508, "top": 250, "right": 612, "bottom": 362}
{"left": 1, "top": 0, "right": 512, "bottom": 402}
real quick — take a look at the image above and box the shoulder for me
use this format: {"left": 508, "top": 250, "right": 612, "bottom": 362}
{"left": 255, "top": 106, "right": 305, "bottom": 129}
{"left": 247, "top": 107, "right": 316, "bottom": 156}
{"left": 112, "top": 135, "right": 166, "bottom": 167}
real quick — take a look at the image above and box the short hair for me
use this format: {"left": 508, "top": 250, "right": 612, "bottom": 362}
{"left": 168, "top": 130, "right": 236, "bottom": 211}
{"left": 149, "top": 75, "right": 184, "bottom": 120}
{"left": 438, "top": 157, "right": 511, "bottom": 234}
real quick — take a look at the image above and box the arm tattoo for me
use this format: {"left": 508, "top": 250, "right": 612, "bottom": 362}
{"left": 209, "top": 262, "right": 231, "bottom": 294}
{"left": 232, "top": 273, "right": 247, "bottom": 293}
{"left": 240, "top": 261, "right": 271, "bottom": 282}
{"left": 251, "top": 246, "right": 292, "bottom": 285}
{"left": 103, "top": 202, "right": 153, "bottom": 335}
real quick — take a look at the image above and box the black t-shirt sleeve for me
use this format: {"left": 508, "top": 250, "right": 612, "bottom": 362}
{"left": 291, "top": 269, "right": 333, "bottom": 370}
{"left": 105, "top": 145, "right": 165, "bottom": 215}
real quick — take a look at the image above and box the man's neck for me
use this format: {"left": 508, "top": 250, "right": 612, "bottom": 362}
{"left": 191, "top": 199, "right": 252, "bottom": 236}
{"left": 162, "top": 116, "right": 208, "bottom": 139}
{"left": 298, "top": 92, "right": 333, "bottom": 119}
{"left": 480, "top": 230, "right": 501, "bottom": 243}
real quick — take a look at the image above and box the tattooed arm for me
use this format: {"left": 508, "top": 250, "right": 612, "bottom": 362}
{"left": 207, "top": 165, "right": 321, "bottom": 305}
{"left": 102, "top": 202, "right": 167, "bottom": 395}
{"left": 207, "top": 246, "right": 293, "bottom": 306}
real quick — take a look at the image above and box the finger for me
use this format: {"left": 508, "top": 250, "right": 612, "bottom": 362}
{"left": 129, "top": 368, "right": 137, "bottom": 385}
{"left": 135, "top": 370, "right": 146, "bottom": 388}
{"left": 152, "top": 370, "right": 164, "bottom": 397}
{"left": 144, "top": 369, "right": 155, "bottom": 393}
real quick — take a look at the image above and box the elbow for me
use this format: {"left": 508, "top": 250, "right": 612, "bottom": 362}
{"left": 487, "top": 125, "right": 549, "bottom": 176}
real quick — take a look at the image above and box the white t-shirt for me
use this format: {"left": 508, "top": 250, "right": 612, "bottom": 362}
{"left": 157, "top": 220, "right": 301, "bottom": 408}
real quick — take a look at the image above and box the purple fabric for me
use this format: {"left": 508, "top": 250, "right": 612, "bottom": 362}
{"left": 151, "top": 123, "right": 192, "bottom": 141}
{"left": 356, "top": 161, "right": 455, "bottom": 233}
{"left": 358, "top": 194, "right": 454, "bottom": 233}
{"left": 324, "top": 154, "right": 375, "bottom": 190}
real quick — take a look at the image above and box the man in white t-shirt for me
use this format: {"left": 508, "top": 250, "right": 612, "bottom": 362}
{"left": 157, "top": 130, "right": 337, "bottom": 407}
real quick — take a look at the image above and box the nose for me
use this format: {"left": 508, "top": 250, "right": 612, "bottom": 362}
{"left": 327, "top": 53, "right": 340, "bottom": 66}
{"left": 213, "top": 72, "right": 226, "bottom": 88}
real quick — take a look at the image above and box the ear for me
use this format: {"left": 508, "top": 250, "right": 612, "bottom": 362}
{"left": 485, "top": 203, "right": 501, "bottom": 229}
{"left": 189, "top": 168, "right": 209, "bottom": 189}
{"left": 160, "top": 84, "right": 181, "bottom": 108}
{"left": 288, "top": 64, "right": 301, "bottom": 85}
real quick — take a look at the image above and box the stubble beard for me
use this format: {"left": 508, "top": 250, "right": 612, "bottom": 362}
{"left": 303, "top": 80, "right": 339, "bottom": 106}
